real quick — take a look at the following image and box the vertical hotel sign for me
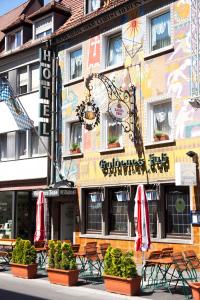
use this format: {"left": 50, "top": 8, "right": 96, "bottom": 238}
{"left": 39, "top": 48, "right": 52, "bottom": 136}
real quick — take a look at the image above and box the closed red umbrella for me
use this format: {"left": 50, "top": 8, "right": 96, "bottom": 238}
{"left": 34, "top": 191, "right": 46, "bottom": 242}
{"left": 134, "top": 184, "right": 151, "bottom": 253}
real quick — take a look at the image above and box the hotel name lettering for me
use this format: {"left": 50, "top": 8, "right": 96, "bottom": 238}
{"left": 99, "top": 153, "right": 169, "bottom": 177}
{"left": 39, "top": 48, "right": 52, "bottom": 136}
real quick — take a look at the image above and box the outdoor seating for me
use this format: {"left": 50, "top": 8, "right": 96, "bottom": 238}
{"left": 71, "top": 244, "right": 80, "bottom": 254}
{"left": 160, "top": 247, "right": 173, "bottom": 258}
{"left": 170, "top": 251, "right": 196, "bottom": 298}
{"left": 141, "top": 250, "right": 162, "bottom": 287}
{"left": 183, "top": 250, "right": 200, "bottom": 280}
{"left": 34, "top": 241, "right": 48, "bottom": 269}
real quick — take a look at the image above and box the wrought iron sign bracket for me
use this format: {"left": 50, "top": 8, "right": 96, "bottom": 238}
{"left": 76, "top": 73, "right": 137, "bottom": 141}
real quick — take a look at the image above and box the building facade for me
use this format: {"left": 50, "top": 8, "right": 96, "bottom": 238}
{"left": 54, "top": 0, "right": 200, "bottom": 261}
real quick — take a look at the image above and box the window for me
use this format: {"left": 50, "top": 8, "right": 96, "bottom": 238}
{"left": 85, "top": 191, "right": 102, "bottom": 232}
{"left": 165, "top": 186, "right": 190, "bottom": 238}
{"left": 7, "top": 30, "right": 22, "bottom": 51}
{"left": 146, "top": 189, "right": 158, "bottom": 238}
{"left": 152, "top": 101, "right": 172, "bottom": 141}
{"left": 151, "top": 11, "right": 171, "bottom": 51}
{"left": 70, "top": 49, "right": 82, "bottom": 80}
{"left": 108, "top": 188, "right": 128, "bottom": 234}
{"left": 30, "top": 64, "right": 39, "bottom": 91}
{"left": 18, "top": 131, "right": 27, "bottom": 157}
{"left": 17, "top": 67, "right": 28, "bottom": 95}
{"left": 86, "top": 0, "right": 101, "bottom": 13}
{"left": 35, "top": 16, "right": 52, "bottom": 39}
{"left": 102, "top": 114, "right": 122, "bottom": 149}
{"left": 0, "top": 192, "right": 12, "bottom": 239}
{"left": 0, "top": 132, "right": 16, "bottom": 160}
{"left": 106, "top": 33, "right": 122, "bottom": 67}
{"left": 31, "top": 128, "right": 48, "bottom": 156}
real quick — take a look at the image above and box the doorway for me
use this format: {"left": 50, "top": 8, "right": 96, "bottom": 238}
{"left": 60, "top": 202, "right": 74, "bottom": 242}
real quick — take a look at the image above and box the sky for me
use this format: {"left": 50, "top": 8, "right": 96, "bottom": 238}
{"left": 0, "top": 0, "right": 50, "bottom": 16}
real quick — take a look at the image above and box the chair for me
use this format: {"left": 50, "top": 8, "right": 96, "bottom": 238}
{"left": 71, "top": 244, "right": 80, "bottom": 254}
{"left": 170, "top": 252, "right": 195, "bottom": 298}
{"left": 141, "top": 251, "right": 162, "bottom": 288}
{"left": 34, "top": 241, "right": 45, "bottom": 248}
{"left": 99, "top": 243, "right": 110, "bottom": 257}
{"left": 183, "top": 250, "right": 200, "bottom": 280}
{"left": 160, "top": 247, "right": 173, "bottom": 258}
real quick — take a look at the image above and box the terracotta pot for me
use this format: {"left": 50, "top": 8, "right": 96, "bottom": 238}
{"left": 104, "top": 275, "right": 141, "bottom": 296}
{"left": 70, "top": 148, "right": 81, "bottom": 154}
{"left": 160, "top": 134, "right": 169, "bottom": 141}
{"left": 108, "top": 142, "right": 120, "bottom": 149}
{"left": 189, "top": 282, "right": 200, "bottom": 300}
{"left": 11, "top": 263, "right": 37, "bottom": 279}
{"left": 47, "top": 268, "right": 79, "bottom": 286}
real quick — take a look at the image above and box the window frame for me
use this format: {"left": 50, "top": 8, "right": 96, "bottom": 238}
{"left": 101, "top": 27, "right": 123, "bottom": 72}
{"left": 100, "top": 112, "right": 123, "bottom": 150}
{"left": 144, "top": 95, "right": 175, "bottom": 145}
{"left": 64, "top": 44, "right": 83, "bottom": 84}
{"left": 16, "top": 63, "right": 39, "bottom": 96}
{"left": 85, "top": 0, "right": 102, "bottom": 14}
{"left": 64, "top": 120, "right": 83, "bottom": 156}
{"left": 5, "top": 27, "right": 23, "bottom": 52}
{"left": 144, "top": 4, "right": 174, "bottom": 58}
{"left": 33, "top": 13, "right": 54, "bottom": 40}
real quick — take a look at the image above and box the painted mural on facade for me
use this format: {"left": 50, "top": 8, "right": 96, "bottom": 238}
{"left": 59, "top": 0, "right": 200, "bottom": 182}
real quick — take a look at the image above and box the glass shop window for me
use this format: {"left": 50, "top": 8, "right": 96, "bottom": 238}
{"left": 146, "top": 189, "right": 158, "bottom": 238}
{"left": 165, "top": 186, "right": 191, "bottom": 238}
{"left": 0, "top": 192, "right": 12, "bottom": 239}
{"left": 108, "top": 189, "right": 128, "bottom": 235}
{"left": 86, "top": 191, "right": 103, "bottom": 232}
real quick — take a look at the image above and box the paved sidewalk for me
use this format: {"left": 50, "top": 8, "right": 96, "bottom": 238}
{"left": 0, "top": 265, "right": 192, "bottom": 300}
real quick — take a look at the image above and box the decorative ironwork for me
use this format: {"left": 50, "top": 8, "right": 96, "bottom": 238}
{"left": 78, "top": 73, "right": 137, "bottom": 142}
{"left": 75, "top": 90, "right": 100, "bottom": 130}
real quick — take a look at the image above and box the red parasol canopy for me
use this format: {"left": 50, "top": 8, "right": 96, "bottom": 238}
{"left": 134, "top": 184, "right": 151, "bottom": 252}
{"left": 34, "top": 191, "right": 46, "bottom": 242}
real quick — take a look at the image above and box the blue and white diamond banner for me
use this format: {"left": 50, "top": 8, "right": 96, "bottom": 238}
{"left": 0, "top": 77, "right": 33, "bottom": 130}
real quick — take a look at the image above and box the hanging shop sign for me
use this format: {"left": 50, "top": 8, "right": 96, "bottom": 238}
{"left": 32, "top": 188, "right": 77, "bottom": 198}
{"left": 109, "top": 101, "right": 129, "bottom": 121}
{"left": 175, "top": 163, "right": 197, "bottom": 186}
{"left": 99, "top": 153, "right": 169, "bottom": 177}
{"left": 39, "top": 48, "right": 52, "bottom": 136}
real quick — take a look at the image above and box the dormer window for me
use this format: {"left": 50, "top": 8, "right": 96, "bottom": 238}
{"left": 34, "top": 15, "right": 53, "bottom": 39}
{"left": 6, "top": 30, "right": 22, "bottom": 51}
{"left": 86, "top": 0, "right": 102, "bottom": 14}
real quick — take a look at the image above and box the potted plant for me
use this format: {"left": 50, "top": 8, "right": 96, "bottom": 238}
{"left": 154, "top": 130, "right": 169, "bottom": 142}
{"left": 47, "top": 240, "right": 79, "bottom": 286}
{"left": 70, "top": 143, "right": 81, "bottom": 154}
{"left": 108, "top": 135, "right": 120, "bottom": 149}
{"left": 11, "top": 237, "right": 37, "bottom": 279}
{"left": 103, "top": 246, "right": 141, "bottom": 296}
{"left": 189, "top": 282, "right": 200, "bottom": 300}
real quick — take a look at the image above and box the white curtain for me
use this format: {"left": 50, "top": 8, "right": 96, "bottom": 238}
{"left": 0, "top": 134, "right": 7, "bottom": 159}
{"left": 7, "top": 132, "right": 15, "bottom": 159}
{"left": 154, "top": 103, "right": 172, "bottom": 134}
{"left": 30, "top": 64, "right": 39, "bottom": 91}
{"left": 71, "top": 123, "right": 82, "bottom": 146}
{"left": 91, "top": 0, "right": 101, "bottom": 10}
{"left": 108, "top": 35, "right": 122, "bottom": 66}
{"left": 70, "top": 50, "right": 82, "bottom": 79}
{"left": 151, "top": 12, "right": 170, "bottom": 50}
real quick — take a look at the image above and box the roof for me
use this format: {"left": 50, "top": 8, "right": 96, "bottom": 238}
{"left": 0, "top": 1, "right": 29, "bottom": 42}
{"left": 55, "top": 0, "right": 130, "bottom": 37}
{"left": 28, "top": 0, "right": 71, "bottom": 21}
{"left": 1, "top": 14, "right": 32, "bottom": 34}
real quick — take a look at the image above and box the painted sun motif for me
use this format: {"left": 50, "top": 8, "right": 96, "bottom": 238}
{"left": 125, "top": 18, "right": 140, "bottom": 39}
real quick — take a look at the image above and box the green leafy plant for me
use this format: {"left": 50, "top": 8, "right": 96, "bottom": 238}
{"left": 48, "top": 241, "right": 77, "bottom": 270}
{"left": 108, "top": 135, "right": 119, "bottom": 144}
{"left": 70, "top": 143, "right": 80, "bottom": 151}
{"left": 12, "top": 238, "right": 36, "bottom": 265}
{"left": 154, "top": 130, "right": 165, "bottom": 137}
{"left": 104, "top": 246, "right": 138, "bottom": 279}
